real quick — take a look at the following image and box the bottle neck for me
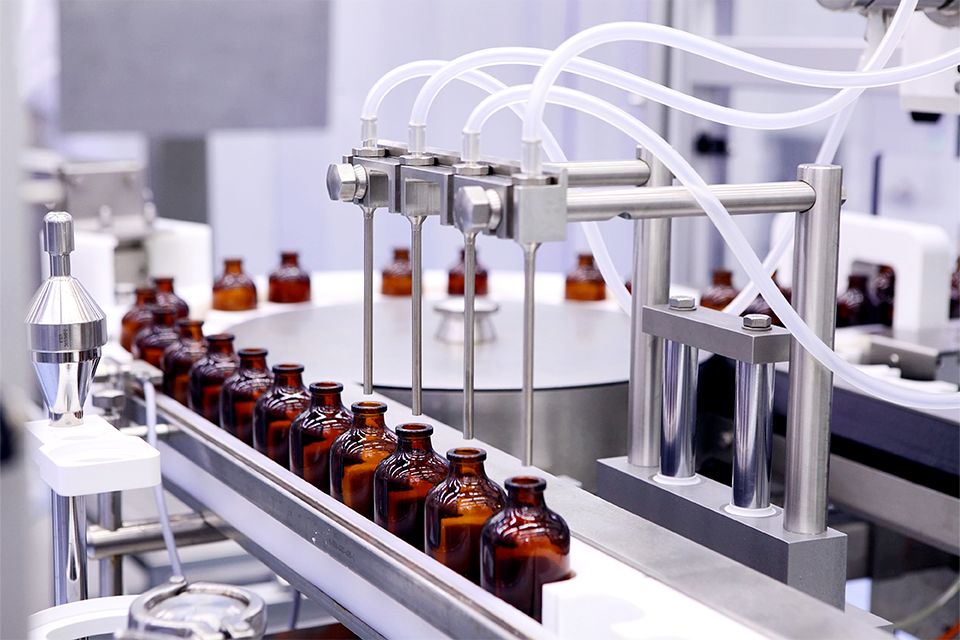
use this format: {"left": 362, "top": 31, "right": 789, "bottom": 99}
{"left": 452, "top": 460, "right": 485, "bottom": 477}
{"left": 208, "top": 338, "right": 235, "bottom": 356}
{"left": 395, "top": 249, "right": 409, "bottom": 262}
{"left": 179, "top": 323, "right": 204, "bottom": 341}
{"left": 507, "top": 486, "right": 546, "bottom": 508}
{"left": 155, "top": 278, "right": 174, "bottom": 293}
{"left": 224, "top": 259, "right": 243, "bottom": 274}
{"left": 397, "top": 435, "right": 433, "bottom": 454}
{"left": 578, "top": 255, "right": 593, "bottom": 267}
{"left": 240, "top": 355, "right": 268, "bottom": 371}
{"left": 354, "top": 413, "right": 387, "bottom": 433}
{"left": 136, "top": 289, "right": 157, "bottom": 306}
{"left": 152, "top": 310, "right": 176, "bottom": 327}
{"left": 714, "top": 270, "right": 732, "bottom": 286}
{"left": 311, "top": 390, "right": 342, "bottom": 408}
{"left": 281, "top": 253, "right": 299, "bottom": 266}
{"left": 275, "top": 372, "right": 304, "bottom": 389}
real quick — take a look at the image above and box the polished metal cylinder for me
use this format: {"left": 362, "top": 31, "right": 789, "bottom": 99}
{"left": 98, "top": 491, "right": 123, "bottom": 597}
{"left": 521, "top": 242, "right": 539, "bottom": 466}
{"left": 87, "top": 515, "right": 225, "bottom": 559}
{"left": 661, "top": 339, "right": 698, "bottom": 478}
{"left": 733, "top": 361, "right": 775, "bottom": 510}
{"left": 462, "top": 233, "right": 478, "bottom": 440}
{"left": 362, "top": 206, "right": 375, "bottom": 395}
{"left": 53, "top": 493, "right": 88, "bottom": 604}
{"left": 546, "top": 160, "right": 651, "bottom": 188}
{"left": 628, "top": 148, "right": 672, "bottom": 467}
{"left": 409, "top": 214, "right": 426, "bottom": 415}
{"left": 784, "top": 164, "right": 843, "bottom": 535}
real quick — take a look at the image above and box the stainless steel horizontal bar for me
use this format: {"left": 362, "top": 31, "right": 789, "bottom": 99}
{"left": 545, "top": 160, "right": 650, "bottom": 187}
{"left": 567, "top": 181, "right": 817, "bottom": 221}
{"left": 87, "top": 514, "right": 226, "bottom": 559}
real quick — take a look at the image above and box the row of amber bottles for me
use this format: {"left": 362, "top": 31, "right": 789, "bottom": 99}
{"left": 212, "top": 252, "right": 312, "bottom": 311}
{"left": 381, "top": 247, "right": 490, "bottom": 297}
{"left": 121, "top": 277, "right": 190, "bottom": 352}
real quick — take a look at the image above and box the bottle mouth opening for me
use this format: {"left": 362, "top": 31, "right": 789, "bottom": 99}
{"left": 238, "top": 348, "right": 267, "bottom": 357}
{"left": 352, "top": 401, "right": 387, "bottom": 414}
{"left": 207, "top": 333, "right": 235, "bottom": 343}
{"left": 273, "top": 364, "right": 304, "bottom": 374}
{"left": 311, "top": 381, "right": 343, "bottom": 392}
{"left": 153, "top": 276, "right": 173, "bottom": 284}
{"left": 447, "top": 447, "right": 485, "bottom": 462}
{"left": 505, "top": 476, "right": 546, "bottom": 491}
{"left": 395, "top": 423, "right": 433, "bottom": 437}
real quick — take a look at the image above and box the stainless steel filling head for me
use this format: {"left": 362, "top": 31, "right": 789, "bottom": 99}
{"left": 25, "top": 211, "right": 108, "bottom": 426}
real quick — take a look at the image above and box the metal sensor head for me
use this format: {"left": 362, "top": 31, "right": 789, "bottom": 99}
{"left": 25, "top": 211, "right": 108, "bottom": 426}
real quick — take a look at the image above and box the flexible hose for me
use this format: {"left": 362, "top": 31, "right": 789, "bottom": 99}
{"left": 144, "top": 381, "right": 184, "bottom": 579}
{"left": 893, "top": 574, "right": 960, "bottom": 630}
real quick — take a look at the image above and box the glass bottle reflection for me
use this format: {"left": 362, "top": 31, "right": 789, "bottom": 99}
{"left": 873, "top": 265, "right": 895, "bottom": 327}
{"left": 253, "top": 364, "right": 309, "bottom": 468}
{"left": 425, "top": 448, "right": 505, "bottom": 583}
{"left": 268, "top": 251, "right": 311, "bottom": 303}
{"left": 480, "top": 476, "right": 571, "bottom": 621}
{"left": 289, "top": 382, "right": 352, "bottom": 493}
{"left": 837, "top": 274, "right": 878, "bottom": 327}
{"left": 330, "top": 401, "right": 396, "bottom": 520}
{"left": 133, "top": 306, "right": 179, "bottom": 368}
{"left": 154, "top": 276, "right": 189, "bottom": 318}
{"left": 373, "top": 423, "right": 449, "bottom": 550}
{"left": 382, "top": 248, "right": 413, "bottom": 296}
{"left": 448, "top": 248, "right": 489, "bottom": 296}
{"left": 188, "top": 333, "right": 240, "bottom": 426}
{"left": 212, "top": 258, "right": 258, "bottom": 311}
{"left": 161, "top": 319, "right": 207, "bottom": 404}
{"left": 951, "top": 258, "right": 960, "bottom": 320}
{"left": 564, "top": 254, "right": 606, "bottom": 301}
{"left": 121, "top": 286, "right": 157, "bottom": 352}
{"left": 700, "top": 269, "right": 739, "bottom": 310}
{"left": 220, "top": 348, "right": 273, "bottom": 446}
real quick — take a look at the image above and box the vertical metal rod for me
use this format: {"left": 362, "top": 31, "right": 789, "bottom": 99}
{"left": 362, "top": 206, "right": 375, "bottom": 396}
{"left": 660, "top": 339, "right": 698, "bottom": 478}
{"left": 462, "top": 233, "right": 478, "bottom": 440}
{"left": 409, "top": 214, "right": 426, "bottom": 415}
{"left": 71, "top": 496, "right": 88, "bottom": 602}
{"left": 521, "top": 242, "right": 540, "bottom": 466}
{"left": 733, "top": 361, "right": 775, "bottom": 510}
{"left": 628, "top": 148, "right": 673, "bottom": 467}
{"left": 54, "top": 492, "right": 88, "bottom": 605}
{"left": 784, "top": 164, "right": 843, "bottom": 535}
{"left": 52, "top": 492, "right": 70, "bottom": 605}
{"left": 98, "top": 492, "right": 123, "bottom": 596}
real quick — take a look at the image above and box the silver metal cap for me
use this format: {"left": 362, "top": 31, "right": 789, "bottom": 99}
{"left": 669, "top": 295, "right": 696, "bottom": 311}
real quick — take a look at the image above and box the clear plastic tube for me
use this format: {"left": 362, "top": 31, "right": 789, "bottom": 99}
{"left": 144, "top": 381, "right": 184, "bottom": 578}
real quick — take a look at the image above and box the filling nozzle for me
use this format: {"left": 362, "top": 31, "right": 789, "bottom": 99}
{"left": 25, "top": 212, "right": 108, "bottom": 426}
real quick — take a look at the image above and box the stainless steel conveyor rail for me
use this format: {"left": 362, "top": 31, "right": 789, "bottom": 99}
{"left": 138, "top": 388, "right": 890, "bottom": 640}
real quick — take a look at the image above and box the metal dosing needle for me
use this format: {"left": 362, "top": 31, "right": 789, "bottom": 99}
{"left": 362, "top": 206, "right": 375, "bottom": 395}
{"left": 462, "top": 233, "right": 478, "bottom": 440}
{"left": 521, "top": 242, "right": 540, "bottom": 466}
{"left": 409, "top": 214, "right": 426, "bottom": 415}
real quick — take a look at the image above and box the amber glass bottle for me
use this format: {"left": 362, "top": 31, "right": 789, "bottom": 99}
{"left": 873, "top": 265, "right": 896, "bottom": 327}
{"left": 382, "top": 248, "right": 413, "bottom": 296}
{"left": 268, "top": 251, "right": 311, "bottom": 303}
{"left": 188, "top": 334, "right": 240, "bottom": 426}
{"left": 133, "top": 307, "right": 179, "bottom": 368}
{"left": 448, "top": 248, "right": 489, "bottom": 296}
{"left": 252, "top": 364, "right": 310, "bottom": 468}
{"left": 480, "top": 476, "right": 571, "bottom": 621}
{"left": 951, "top": 258, "right": 960, "bottom": 320}
{"left": 373, "top": 423, "right": 449, "bottom": 550}
{"left": 220, "top": 348, "right": 273, "bottom": 446}
{"left": 161, "top": 320, "right": 207, "bottom": 404}
{"left": 121, "top": 287, "right": 158, "bottom": 352}
{"left": 425, "top": 448, "right": 505, "bottom": 584}
{"left": 701, "top": 269, "right": 739, "bottom": 310}
{"left": 154, "top": 276, "right": 189, "bottom": 319}
{"left": 330, "top": 401, "right": 397, "bottom": 520}
{"left": 565, "top": 254, "right": 606, "bottom": 301}
{"left": 837, "top": 274, "right": 878, "bottom": 327}
{"left": 212, "top": 258, "right": 258, "bottom": 311}
{"left": 289, "top": 382, "right": 352, "bottom": 493}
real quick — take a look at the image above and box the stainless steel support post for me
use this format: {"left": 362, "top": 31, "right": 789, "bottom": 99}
{"left": 628, "top": 148, "right": 673, "bottom": 467}
{"left": 521, "top": 242, "right": 540, "bottom": 466}
{"left": 784, "top": 164, "right": 843, "bottom": 535}
{"left": 462, "top": 232, "right": 478, "bottom": 440}
{"left": 53, "top": 492, "right": 88, "bottom": 604}
{"left": 98, "top": 492, "right": 123, "bottom": 596}
{"left": 362, "top": 206, "right": 375, "bottom": 396}
{"left": 733, "top": 361, "right": 775, "bottom": 510}
{"left": 408, "top": 214, "right": 426, "bottom": 415}
{"left": 660, "top": 339, "right": 698, "bottom": 479}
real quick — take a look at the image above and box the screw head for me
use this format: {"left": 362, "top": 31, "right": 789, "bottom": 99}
{"left": 454, "top": 185, "right": 496, "bottom": 235}
{"left": 742, "top": 314, "right": 772, "bottom": 330}
{"left": 326, "top": 163, "right": 359, "bottom": 202}
{"left": 92, "top": 388, "right": 125, "bottom": 411}
{"left": 669, "top": 295, "right": 696, "bottom": 310}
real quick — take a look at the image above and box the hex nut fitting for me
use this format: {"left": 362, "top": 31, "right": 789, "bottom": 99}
{"left": 669, "top": 295, "right": 696, "bottom": 311}
{"left": 326, "top": 163, "right": 367, "bottom": 202}
{"left": 454, "top": 186, "right": 502, "bottom": 235}
{"left": 742, "top": 313, "right": 773, "bottom": 330}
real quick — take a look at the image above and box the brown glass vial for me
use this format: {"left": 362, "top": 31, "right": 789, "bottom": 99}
{"left": 425, "top": 448, "right": 505, "bottom": 584}
{"left": 382, "top": 248, "right": 413, "bottom": 296}
{"left": 873, "top": 265, "right": 895, "bottom": 327}
{"left": 120, "top": 286, "right": 158, "bottom": 352}
{"left": 154, "top": 276, "right": 189, "bottom": 319}
{"left": 373, "top": 424, "right": 449, "bottom": 550}
{"left": 480, "top": 476, "right": 571, "bottom": 621}
{"left": 252, "top": 364, "right": 310, "bottom": 468}
{"left": 220, "top": 348, "right": 274, "bottom": 446}
{"left": 951, "top": 258, "right": 960, "bottom": 320}
{"left": 330, "top": 401, "right": 397, "bottom": 520}
{"left": 133, "top": 306, "right": 179, "bottom": 368}
{"left": 701, "top": 269, "right": 739, "bottom": 310}
{"left": 268, "top": 251, "right": 311, "bottom": 304}
{"left": 289, "top": 382, "right": 352, "bottom": 493}
{"left": 837, "top": 274, "right": 878, "bottom": 327}
{"left": 188, "top": 334, "right": 240, "bottom": 426}
{"left": 565, "top": 253, "right": 606, "bottom": 301}
{"left": 161, "top": 319, "right": 207, "bottom": 404}
{"left": 448, "top": 248, "right": 489, "bottom": 296}
{"left": 212, "top": 258, "right": 258, "bottom": 311}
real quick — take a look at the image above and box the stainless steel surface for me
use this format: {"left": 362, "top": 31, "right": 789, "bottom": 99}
{"left": 53, "top": 493, "right": 88, "bottom": 605}
{"left": 743, "top": 313, "right": 773, "bottom": 330}
{"left": 87, "top": 514, "right": 227, "bottom": 559}
{"left": 521, "top": 242, "right": 539, "bottom": 466}
{"left": 543, "top": 159, "right": 650, "bottom": 187}
{"left": 597, "top": 458, "right": 849, "bottom": 608}
{"left": 628, "top": 148, "right": 672, "bottom": 468}
{"left": 734, "top": 361, "right": 775, "bottom": 510}
{"left": 409, "top": 214, "right": 425, "bottom": 415}
{"left": 642, "top": 304, "right": 792, "bottom": 364}
{"left": 400, "top": 163, "right": 455, "bottom": 223}
{"left": 463, "top": 233, "right": 477, "bottom": 440}
{"left": 363, "top": 206, "right": 375, "bottom": 396}
{"left": 26, "top": 211, "right": 108, "bottom": 426}
{"left": 868, "top": 324, "right": 960, "bottom": 384}
{"left": 566, "top": 181, "right": 817, "bottom": 222}
{"left": 510, "top": 173, "right": 567, "bottom": 245}
{"left": 326, "top": 163, "right": 367, "bottom": 202}
{"left": 60, "top": 160, "right": 149, "bottom": 235}
{"left": 97, "top": 491, "right": 123, "bottom": 597}
{"left": 661, "top": 339, "right": 698, "bottom": 479}
{"left": 453, "top": 185, "right": 503, "bottom": 236}
{"left": 784, "top": 164, "right": 843, "bottom": 536}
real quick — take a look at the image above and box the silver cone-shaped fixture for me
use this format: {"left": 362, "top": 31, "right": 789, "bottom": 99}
{"left": 25, "top": 212, "right": 108, "bottom": 426}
